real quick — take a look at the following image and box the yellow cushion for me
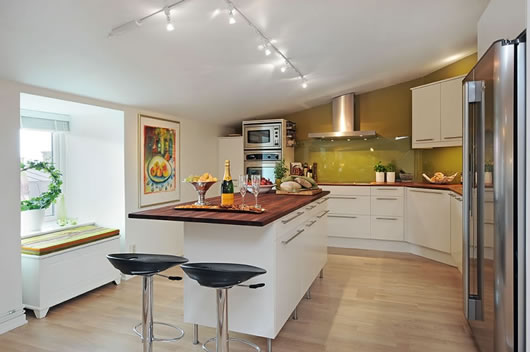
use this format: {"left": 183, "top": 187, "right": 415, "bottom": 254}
{"left": 21, "top": 225, "right": 119, "bottom": 256}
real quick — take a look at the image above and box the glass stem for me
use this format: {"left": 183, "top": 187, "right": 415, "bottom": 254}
{"left": 255, "top": 193, "right": 258, "bottom": 207}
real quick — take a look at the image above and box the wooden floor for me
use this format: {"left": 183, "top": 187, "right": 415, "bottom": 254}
{"left": 0, "top": 249, "right": 478, "bottom": 352}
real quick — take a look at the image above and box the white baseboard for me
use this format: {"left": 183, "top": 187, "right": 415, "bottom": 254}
{"left": 328, "top": 236, "right": 456, "bottom": 267}
{"left": 0, "top": 308, "right": 27, "bottom": 335}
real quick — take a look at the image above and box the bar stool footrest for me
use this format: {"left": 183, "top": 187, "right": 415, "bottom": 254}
{"left": 133, "top": 321, "right": 185, "bottom": 342}
{"left": 202, "top": 336, "right": 261, "bottom": 352}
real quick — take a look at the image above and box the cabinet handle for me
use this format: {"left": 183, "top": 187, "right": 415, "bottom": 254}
{"left": 375, "top": 197, "right": 398, "bottom": 200}
{"left": 449, "top": 193, "right": 455, "bottom": 198}
{"left": 328, "top": 196, "right": 358, "bottom": 200}
{"left": 305, "top": 205, "right": 317, "bottom": 210}
{"left": 282, "top": 229, "right": 305, "bottom": 245}
{"left": 416, "top": 138, "right": 434, "bottom": 142}
{"left": 305, "top": 220, "right": 317, "bottom": 228}
{"left": 456, "top": 197, "right": 463, "bottom": 201}
{"left": 317, "top": 198, "right": 329, "bottom": 204}
{"left": 281, "top": 211, "right": 304, "bottom": 224}
{"left": 317, "top": 210, "right": 330, "bottom": 218}
{"left": 409, "top": 189, "right": 443, "bottom": 195}
{"left": 375, "top": 188, "right": 398, "bottom": 191}
{"left": 328, "top": 214, "right": 358, "bottom": 219}
{"left": 485, "top": 221, "right": 494, "bottom": 225}
{"left": 443, "top": 136, "right": 462, "bottom": 139}
{"left": 376, "top": 217, "right": 398, "bottom": 221}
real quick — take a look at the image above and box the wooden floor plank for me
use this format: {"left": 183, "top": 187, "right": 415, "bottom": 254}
{"left": 0, "top": 250, "right": 478, "bottom": 352}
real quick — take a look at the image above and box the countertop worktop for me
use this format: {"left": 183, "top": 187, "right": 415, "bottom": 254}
{"left": 129, "top": 191, "right": 330, "bottom": 227}
{"left": 318, "top": 182, "right": 463, "bottom": 195}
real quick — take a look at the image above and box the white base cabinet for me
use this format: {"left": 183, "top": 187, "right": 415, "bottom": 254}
{"left": 324, "top": 185, "right": 462, "bottom": 268}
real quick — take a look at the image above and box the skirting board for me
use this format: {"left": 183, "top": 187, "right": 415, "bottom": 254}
{"left": 328, "top": 236, "right": 457, "bottom": 267}
{"left": 0, "top": 308, "right": 26, "bottom": 335}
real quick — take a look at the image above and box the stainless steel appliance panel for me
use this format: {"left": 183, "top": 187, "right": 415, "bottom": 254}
{"left": 243, "top": 122, "right": 281, "bottom": 150}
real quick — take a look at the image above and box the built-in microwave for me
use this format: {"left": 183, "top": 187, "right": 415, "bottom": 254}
{"left": 243, "top": 121, "right": 282, "bottom": 150}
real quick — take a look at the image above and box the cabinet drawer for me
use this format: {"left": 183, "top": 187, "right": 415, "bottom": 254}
{"left": 321, "top": 186, "right": 370, "bottom": 196}
{"left": 370, "top": 187, "right": 404, "bottom": 197}
{"left": 370, "top": 216, "right": 404, "bottom": 241}
{"left": 328, "top": 196, "right": 370, "bottom": 215}
{"left": 371, "top": 196, "right": 403, "bottom": 216}
{"left": 277, "top": 209, "right": 309, "bottom": 236}
{"left": 328, "top": 214, "right": 370, "bottom": 239}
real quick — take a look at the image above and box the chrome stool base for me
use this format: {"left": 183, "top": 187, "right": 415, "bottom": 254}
{"left": 202, "top": 336, "right": 261, "bottom": 352}
{"left": 133, "top": 321, "right": 185, "bottom": 342}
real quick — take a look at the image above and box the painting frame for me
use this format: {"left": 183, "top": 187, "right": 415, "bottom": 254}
{"left": 138, "top": 114, "right": 180, "bottom": 208}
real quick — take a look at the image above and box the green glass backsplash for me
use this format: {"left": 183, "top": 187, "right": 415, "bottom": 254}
{"left": 295, "top": 137, "right": 415, "bottom": 183}
{"left": 295, "top": 139, "right": 462, "bottom": 183}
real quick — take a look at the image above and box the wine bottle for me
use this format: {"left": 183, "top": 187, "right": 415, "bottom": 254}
{"left": 221, "top": 160, "right": 234, "bottom": 206}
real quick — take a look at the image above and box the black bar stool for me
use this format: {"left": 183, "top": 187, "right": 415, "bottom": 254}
{"left": 107, "top": 253, "right": 188, "bottom": 352}
{"left": 180, "top": 262, "right": 266, "bottom": 352}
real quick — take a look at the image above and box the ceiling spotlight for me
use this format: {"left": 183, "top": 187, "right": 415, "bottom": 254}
{"left": 280, "top": 66, "right": 287, "bottom": 73}
{"left": 301, "top": 78, "right": 308, "bottom": 88}
{"left": 165, "top": 8, "right": 174, "bottom": 32}
{"left": 264, "top": 45, "right": 272, "bottom": 56}
{"left": 228, "top": 6, "right": 236, "bottom": 24}
{"left": 257, "top": 44, "right": 264, "bottom": 50}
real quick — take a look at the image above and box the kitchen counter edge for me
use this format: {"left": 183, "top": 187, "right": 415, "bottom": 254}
{"left": 318, "top": 182, "right": 463, "bottom": 196}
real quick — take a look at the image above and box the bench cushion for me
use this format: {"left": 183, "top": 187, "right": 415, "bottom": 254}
{"left": 21, "top": 225, "right": 120, "bottom": 256}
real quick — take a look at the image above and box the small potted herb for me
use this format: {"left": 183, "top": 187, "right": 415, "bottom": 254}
{"left": 274, "top": 159, "right": 289, "bottom": 188}
{"left": 386, "top": 163, "right": 396, "bottom": 183}
{"left": 373, "top": 161, "right": 386, "bottom": 183}
{"left": 485, "top": 161, "right": 493, "bottom": 185}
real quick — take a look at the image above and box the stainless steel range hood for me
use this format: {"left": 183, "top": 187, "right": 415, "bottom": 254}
{"left": 308, "top": 93, "right": 377, "bottom": 139}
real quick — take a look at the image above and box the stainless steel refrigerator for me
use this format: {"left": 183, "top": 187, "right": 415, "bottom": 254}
{"left": 462, "top": 32, "right": 526, "bottom": 352}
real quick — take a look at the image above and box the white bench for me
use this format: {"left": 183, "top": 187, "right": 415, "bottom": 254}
{"left": 21, "top": 226, "right": 121, "bottom": 319}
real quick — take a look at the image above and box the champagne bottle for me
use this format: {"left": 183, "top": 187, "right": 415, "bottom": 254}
{"left": 221, "top": 160, "right": 234, "bottom": 206}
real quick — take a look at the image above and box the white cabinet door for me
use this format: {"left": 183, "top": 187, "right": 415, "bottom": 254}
{"left": 276, "top": 226, "right": 303, "bottom": 317}
{"left": 450, "top": 195, "right": 463, "bottom": 272}
{"left": 371, "top": 216, "right": 404, "bottom": 241}
{"left": 406, "top": 188, "right": 451, "bottom": 253}
{"left": 440, "top": 78, "right": 463, "bottom": 145}
{"left": 328, "top": 214, "right": 370, "bottom": 239}
{"left": 412, "top": 83, "right": 441, "bottom": 146}
{"left": 328, "top": 196, "right": 370, "bottom": 215}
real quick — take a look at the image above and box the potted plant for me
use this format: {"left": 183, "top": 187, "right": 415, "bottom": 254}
{"left": 20, "top": 161, "right": 62, "bottom": 233}
{"left": 485, "top": 161, "right": 493, "bottom": 185}
{"left": 386, "top": 163, "right": 396, "bottom": 183}
{"left": 374, "top": 161, "right": 386, "bottom": 183}
{"left": 274, "top": 159, "right": 289, "bottom": 188}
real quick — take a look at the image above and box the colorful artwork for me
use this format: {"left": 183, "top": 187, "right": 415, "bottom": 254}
{"left": 139, "top": 115, "right": 180, "bottom": 207}
{"left": 143, "top": 125, "right": 176, "bottom": 194}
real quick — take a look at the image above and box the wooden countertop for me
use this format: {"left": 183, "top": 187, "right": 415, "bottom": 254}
{"left": 318, "top": 182, "right": 463, "bottom": 195}
{"left": 129, "top": 191, "right": 330, "bottom": 227}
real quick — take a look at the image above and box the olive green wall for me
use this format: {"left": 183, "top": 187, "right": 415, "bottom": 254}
{"left": 285, "top": 54, "right": 477, "bottom": 183}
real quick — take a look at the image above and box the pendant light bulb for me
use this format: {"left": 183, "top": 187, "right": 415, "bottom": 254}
{"left": 265, "top": 48, "right": 272, "bottom": 56}
{"left": 301, "top": 78, "right": 308, "bottom": 88}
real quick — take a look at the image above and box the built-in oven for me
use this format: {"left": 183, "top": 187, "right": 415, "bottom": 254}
{"left": 243, "top": 122, "right": 282, "bottom": 150}
{"left": 244, "top": 151, "right": 281, "bottom": 182}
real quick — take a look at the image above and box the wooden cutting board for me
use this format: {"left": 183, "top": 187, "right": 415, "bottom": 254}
{"left": 276, "top": 188, "right": 322, "bottom": 196}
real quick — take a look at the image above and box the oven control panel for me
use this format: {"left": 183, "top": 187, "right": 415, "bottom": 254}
{"left": 245, "top": 152, "right": 281, "bottom": 161}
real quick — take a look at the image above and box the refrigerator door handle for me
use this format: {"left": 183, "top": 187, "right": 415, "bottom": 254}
{"left": 463, "top": 80, "right": 485, "bottom": 321}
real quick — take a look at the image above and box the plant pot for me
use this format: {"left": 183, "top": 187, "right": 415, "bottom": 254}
{"left": 275, "top": 179, "right": 282, "bottom": 188}
{"left": 386, "top": 172, "right": 395, "bottom": 183}
{"left": 21, "top": 209, "right": 45, "bottom": 234}
{"left": 484, "top": 171, "right": 493, "bottom": 186}
{"left": 375, "top": 172, "right": 385, "bottom": 183}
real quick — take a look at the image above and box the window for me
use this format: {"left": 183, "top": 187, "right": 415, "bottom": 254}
{"left": 20, "top": 110, "right": 70, "bottom": 220}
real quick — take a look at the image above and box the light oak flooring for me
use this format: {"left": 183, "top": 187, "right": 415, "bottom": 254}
{"left": 0, "top": 249, "right": 478, "bottom": 352}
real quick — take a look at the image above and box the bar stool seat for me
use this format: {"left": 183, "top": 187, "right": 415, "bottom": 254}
{"left": 107, "top": 253, "right": 188, "bottom": 352}
{"left": 181, "top": 262, "right": 266, "bottom": 352}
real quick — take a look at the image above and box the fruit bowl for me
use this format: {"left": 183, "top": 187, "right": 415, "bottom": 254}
{"left": 422, "top": 172, "right": 459, "bottom": 185}
{"left": 248, "top": 184, "right": 275, "bottom": 194}
{"left": 186, "top": 181, "right": 217, "bottom": 206}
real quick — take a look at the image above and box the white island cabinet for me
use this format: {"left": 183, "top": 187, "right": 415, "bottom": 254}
{"left": 129, "top": 192, "right": 329, "bottom": 346}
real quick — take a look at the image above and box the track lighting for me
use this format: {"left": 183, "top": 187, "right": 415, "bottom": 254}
{"left": 228, "top": 5, "right": 236, "bottom": 24}
{"left": 165, "top": 8, "right": 174, "bottom": 31}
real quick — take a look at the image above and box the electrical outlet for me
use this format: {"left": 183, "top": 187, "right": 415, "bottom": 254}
{"left": 130, "top": 244, "right": 136, "bottom": 253}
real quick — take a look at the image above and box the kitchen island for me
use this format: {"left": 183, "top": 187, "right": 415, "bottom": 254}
{"left": 129, "top": 191, "right": 330, "bottom": 349}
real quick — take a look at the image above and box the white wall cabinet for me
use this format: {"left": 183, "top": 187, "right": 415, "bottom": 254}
{"left": 450, "top": 193, "right": 463, "bottom": 273}
{"left": 406, "top": 188, "right": 451, "bottom": 253}
{"left": 412, "top": 76, "right": 464, "bottom": 149}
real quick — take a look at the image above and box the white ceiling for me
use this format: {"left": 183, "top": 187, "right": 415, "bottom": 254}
{"left": 0, "top": 0, "right": 488, "bottom": 125}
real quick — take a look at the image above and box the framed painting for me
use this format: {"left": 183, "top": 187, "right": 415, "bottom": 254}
{"left": 138, "top": 114, "right": 180, "bottom": 207}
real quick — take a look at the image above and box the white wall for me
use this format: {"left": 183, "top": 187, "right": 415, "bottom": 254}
{"left": 0, "top": 80, "right": 26, "bottom": 333}
{"left": 478, "top": 0, "right": 526, "bottom": 58}
{"left": 0, "top": 78, "right": 230, "bottom": 333}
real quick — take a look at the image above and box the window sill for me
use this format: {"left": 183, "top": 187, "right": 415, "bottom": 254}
{"left": 21, "top": 221, "right": 96, "bottom": 239}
